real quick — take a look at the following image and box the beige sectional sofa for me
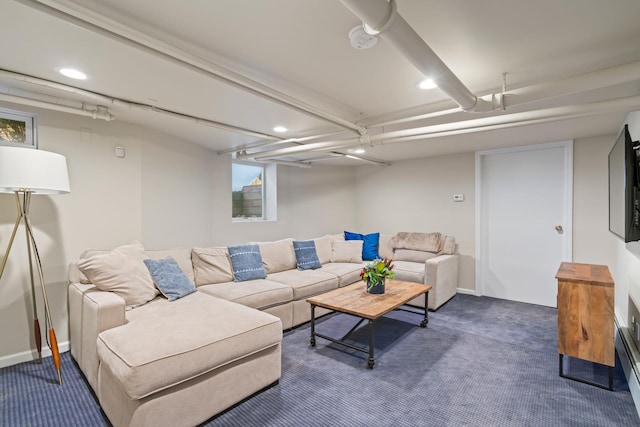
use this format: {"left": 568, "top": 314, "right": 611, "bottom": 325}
{"left": 68, "top": 232, "right": 458, "bottom": 427}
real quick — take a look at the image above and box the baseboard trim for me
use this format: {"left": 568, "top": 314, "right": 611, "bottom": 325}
{"left": 615, "top": 312, "right": 640, "bottom": 419}
{"left": 0, "top": 341, "right": 70, "bottom": 369}
{"left": 457, "top": 288, "right": 477, "bottom": 296}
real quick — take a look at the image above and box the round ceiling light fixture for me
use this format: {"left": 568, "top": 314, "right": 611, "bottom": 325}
{"left": 353, "top": 148, "right": 366, "bottom": 154}
{"left": 58, "top": 67, "right": 88, "bottom": 80}
{"left": 349, "top": 25, "right": 378, "bottom": 49}
{"left": 273, "top": 126, "right": 288, "bottom": 133}
{"left": 417, "top": 78, "right": 437, "bottom": 90}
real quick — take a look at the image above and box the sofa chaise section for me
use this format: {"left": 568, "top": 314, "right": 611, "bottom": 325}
{"left": 97, "top": 291, "right": 282, "bottom": 427}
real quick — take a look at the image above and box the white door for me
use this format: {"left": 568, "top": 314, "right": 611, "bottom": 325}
{"left": 476, "top": 142, "right": 572, "bottom": 307}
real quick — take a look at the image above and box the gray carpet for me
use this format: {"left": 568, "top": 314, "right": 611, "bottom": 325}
{"left": 1, "top": 294, "right": 639, "bottom": 426}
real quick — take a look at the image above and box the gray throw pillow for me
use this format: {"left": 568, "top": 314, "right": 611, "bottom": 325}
{"left": 143, "top": 256, "right": 196, "bottom": 301}
{"left": 293, "top": 240, "right": 322, "bottom": 270}
{"left": 228, "top": 244, "right": 267, "bottom": 282}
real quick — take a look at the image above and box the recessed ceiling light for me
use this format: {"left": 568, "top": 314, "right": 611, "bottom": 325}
{"left": 417, "top": 78, "right": 437, "bottom": 90}
{"left": 273, "top": 126, "right": 288, "bottom": 133}
{"left": 353, "top": 148, "right": 366, "bottom": 154}
{"left": 58, "top": 68, "right": 88, "bottom": 80}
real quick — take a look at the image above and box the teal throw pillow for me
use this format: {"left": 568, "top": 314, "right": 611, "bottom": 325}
{"left": 228, "top": 244, "right": 267, "bottom": 282}
{"left": 293, "top": 240, "right": 322, "bottom": 270}
{"left": 143, "top": 256, "right": 196, "bottom": 302}
{"left": 344, "top": 231, "right": 380, "bottom": 261}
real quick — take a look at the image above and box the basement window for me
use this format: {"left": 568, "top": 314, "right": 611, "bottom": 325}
{"left": 0, "top": 108, "right": 37, "bottom": 148}
{"left": 232, "top": 161, "right": 277, "bottom": 221}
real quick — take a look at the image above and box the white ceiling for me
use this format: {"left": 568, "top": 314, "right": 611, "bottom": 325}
{"left": 1, "top": 0, "right": 640, "bottom": 166}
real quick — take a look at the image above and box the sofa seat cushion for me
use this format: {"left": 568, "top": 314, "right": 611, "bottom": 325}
{"left": 319, "top": 263, "right": 364, "bottom": 287}
{"left": 198, "top": 279, "right": 293, "bottom": 310}
{"left": 393, "top": 261, "right": 425, "bottom": 284}
{"left": 97, "top": 291, "right": 282, "bottom": 400}
{"left": 267, "top": 269, "right": 338, "bottom": 299}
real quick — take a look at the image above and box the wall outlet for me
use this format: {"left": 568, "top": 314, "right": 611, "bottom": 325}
{"left": 453, "top": 194, "right": 464, "bottom": 202}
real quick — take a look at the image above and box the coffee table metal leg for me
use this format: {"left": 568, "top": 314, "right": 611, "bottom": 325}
{"left": 310, "top": 304, "right": 316, "bottom": 347}
{"left": 367, "top": 319, "right": 375, "bottom": 369}
{"left": 420, "top": 290, "right": 429, "bottom": 328}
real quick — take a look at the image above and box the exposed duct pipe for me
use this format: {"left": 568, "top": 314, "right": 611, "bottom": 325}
{"left": 0, "top": 92, "right": 115, "bottom": 121}
{"left": 238, "top": 94, "right": 640, "bottom": 160}
{"left": 0, "top": 68, "right": 281, "bottom": 141}
{"left": 339, "top": 0, "right": 496, "bottom": 112}
{"left": 369, "top": 60, "right": 640, "bottom": 129}
{"left": 255, "top": 159, "right": 312, "bottom": 168}
{"left": 17, "top": 0, "right": 366, "bottom": 136}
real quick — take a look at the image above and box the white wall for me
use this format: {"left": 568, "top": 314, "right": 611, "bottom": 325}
{"left": 0, "top": 105, "right": 356, "bottom": 364}
{"left": 354, "top": 153, "right": 476, "bottom": 291}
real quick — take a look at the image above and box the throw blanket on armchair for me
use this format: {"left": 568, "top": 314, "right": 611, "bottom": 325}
{"left": 393, "top": 232, "right": 444, "bottom": 253}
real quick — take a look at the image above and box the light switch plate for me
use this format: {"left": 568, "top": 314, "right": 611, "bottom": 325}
{"left": 453, "top": 194, "right": 464, "bottom": 202}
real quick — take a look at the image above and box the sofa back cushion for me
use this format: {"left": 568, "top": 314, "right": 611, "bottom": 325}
{"left": 378, "top": 234, "right": 395, "bottom": 260}
{"left": 330, "top": 240, "right": 363, "bottom": 263}
{"left": 313, "top": 236, "right": 333, "bottom": 264}
{"left": 393, "top": 249, "right": 438, "bottom": 263}
{"left": 257, "top": 238, "right": 297, "bottom": 274}
{"left": 191, "top": 247, "right": 233, "bottom": 286}
{"left": 440, "top": 235, "right": 456, "bottom": 255}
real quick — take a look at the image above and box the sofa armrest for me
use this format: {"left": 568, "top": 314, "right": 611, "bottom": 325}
{"left": 69, "top": 282, "right": 126, "bottom": 392}
{"left": 425, "top": 254, "right": 459, "bottom": 310}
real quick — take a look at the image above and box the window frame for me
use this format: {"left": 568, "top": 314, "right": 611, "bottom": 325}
{"left": 232, "top": 160, "right": 268, "bottom": 222}
{"left": 0, "top": 107, "right": 38, "bottom": 148}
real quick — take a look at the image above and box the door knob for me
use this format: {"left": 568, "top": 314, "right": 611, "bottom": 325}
{"left": 555, "top": 225, "right": 563, "bottom": 233}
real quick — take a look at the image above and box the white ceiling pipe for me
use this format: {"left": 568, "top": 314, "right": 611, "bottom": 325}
{"left": 0, "top": 92, "right": 115, "bottom": 120}
{"left": 19, "top": 0, "right": 366, "bottom": 135}
{"left": 373, "top": 94, "right": 640, "bottom": 141}
{"left": 0, "top": 68, "right": 281, "bottom": 141}
{"left": 339, "top": 0, "right": 495, "bottom": 112}
{"left": 368, "top": 60, "right": 640, "bottom": 129}
{"left": 0, "top": 69, "right": 117, "bottom": 106}
{"left": 235, "top": 137, "right": 359, "bottom": 160}
{"left": 256, "top": 159, "right": 312, "bottom": 168}
{"left": 503, "top": 60, "right": 640, "bottom": 108}
{"left": 219, "top": 131, "right": 348, "bottom": 155}
{"left": 242, "top": 94, "right": 640, "bottom": 159}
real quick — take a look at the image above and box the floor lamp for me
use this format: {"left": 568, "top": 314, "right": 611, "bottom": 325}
{"left": 0, "top": 146, "right": 70, "bottom": 385}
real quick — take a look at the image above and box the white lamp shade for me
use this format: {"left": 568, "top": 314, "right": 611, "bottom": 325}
{"left": 0, "top": 146, "right": 70, "bottom": 194}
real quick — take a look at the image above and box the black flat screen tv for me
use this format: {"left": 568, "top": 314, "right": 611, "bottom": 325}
{"left": 609, "top": 124, "right": 640, "bottom": 242}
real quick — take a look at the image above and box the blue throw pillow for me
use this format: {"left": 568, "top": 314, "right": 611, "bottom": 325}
{"left": 228, "top": 244, "right": 267, "bottom": 282}
{"left": 344, "top": 231, "right": 380, "bottom": 261}
{"left": 143, "top": 256, "right": 196, "bottom": 302}
{"left": 293, "top": 240, "right": 322, "bottom": 270}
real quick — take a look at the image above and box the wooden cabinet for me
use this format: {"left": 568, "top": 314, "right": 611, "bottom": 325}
{"left": 556, "top": 262, "right": 615, "bottom": 389}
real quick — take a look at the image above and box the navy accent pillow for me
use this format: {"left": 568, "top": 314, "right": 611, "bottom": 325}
{"left": 293, "top": 240, "right": 322, "bottom": 270}
{"left": 143, "top": 256, "right": 196, "bottom": 302}
{"left": 344, "top": 231, "right": 380, "bottom": 261}
{"left": 228, "top": 244, "right": 267, "bottom": 282}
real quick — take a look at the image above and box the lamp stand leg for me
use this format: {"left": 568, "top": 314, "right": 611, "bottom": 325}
{"left": 23, "top": 193, "right": 42, "bottom": 363}
{"left": 0, "top": 196, "right": 45, "bottom": 364}
{"left": 0, "top": 192, "right": 61, "bottom": 384}
{"left": 22, "top": 192, "right": 62, "bottom": 385}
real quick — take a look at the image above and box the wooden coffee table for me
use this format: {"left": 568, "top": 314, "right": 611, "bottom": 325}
{"left": 306, "top": 280, "right": 431, "bottom": 369}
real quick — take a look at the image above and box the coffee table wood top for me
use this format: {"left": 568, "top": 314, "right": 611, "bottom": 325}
{"left": 306, "top": 280, "right": 431, "bottom": 320}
